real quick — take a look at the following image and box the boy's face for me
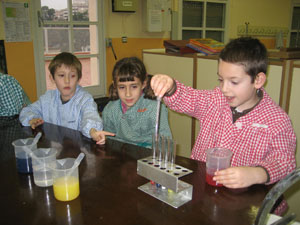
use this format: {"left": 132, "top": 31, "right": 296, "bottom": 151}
{"left": 218, "top": 60, "right": 265, "bottom": 111}
{"left": 51, "top": 64, "right": 80, "bottom": 102}
{"left": 116, "top": 76, "right": 146, "bottom": 109}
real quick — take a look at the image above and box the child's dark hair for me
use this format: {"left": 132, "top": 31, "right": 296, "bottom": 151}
{"left": 219, "top": 37, "right": 268, "bottom": 82}
{"left": 48, "top": 52, "right": 82, "bottom": 79}
{"left": 109, "top": 57, "right": 155, "bottom": 100}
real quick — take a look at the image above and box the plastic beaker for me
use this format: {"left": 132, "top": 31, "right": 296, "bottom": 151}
{"left": 12, "top": 138, "right": 37, "bottom": 173}
{"left": 53, "top": 158, "right": 80, "bottom": 201}
{"left": 205, "top": 148, "right": 232, "bottom": 187}
{"left": 32, "top": 148, "right": 57, "bottom": 187}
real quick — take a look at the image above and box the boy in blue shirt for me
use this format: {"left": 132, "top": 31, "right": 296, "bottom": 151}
{"left": 20, "top": 52, "right": 114, "bottom": 144}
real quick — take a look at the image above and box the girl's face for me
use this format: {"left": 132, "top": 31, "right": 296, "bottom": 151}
{"left": 116, "top": 76, "right": 146, "bottom": 109}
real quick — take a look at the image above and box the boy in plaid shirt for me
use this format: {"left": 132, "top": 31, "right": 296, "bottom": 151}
{"left": 0, "top": 72, "right": 30, "bottom": 118}
{"left": 150, "top": 37, "right": 296, "bottom": 192}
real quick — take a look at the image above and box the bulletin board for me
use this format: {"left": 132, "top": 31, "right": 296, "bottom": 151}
{"left": 0, "top": 40, "right": 8, "bottom": 74}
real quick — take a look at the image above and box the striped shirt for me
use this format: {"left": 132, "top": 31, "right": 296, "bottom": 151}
{"left": 19, "top": 85, "right": 103, "bottom": 138}
{"left": 164, "top": 80, "right": 296, "bottom": 184}
{"left": 0, "top": 73, "right": 30, "bottom": 117}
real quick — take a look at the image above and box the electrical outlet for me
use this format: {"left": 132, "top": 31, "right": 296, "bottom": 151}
{"left": 122, "top": 36, "right": 127, "bottom": 43}
{"left": 106, "top": 38, "right": 112, "bottom": 47}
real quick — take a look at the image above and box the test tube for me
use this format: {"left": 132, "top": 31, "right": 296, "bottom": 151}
{"left": 152, "top": 133, "right": 157, "bottom": 160}
{"left": 155, "top": 135, "right": 162, "bottom": 162}
{"left": 168, "top": 139, "right": 176, "bottom": 170}
{"left": 161, "top": 136, "right": 168, "bottom": 169}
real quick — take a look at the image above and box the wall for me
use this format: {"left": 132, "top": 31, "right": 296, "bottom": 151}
{"left": 104, "top": 0, "right": 170, "bottom": 92}
{"left": 228, "top": 0, "right": 292, "bottom": 38}
{"left": 228, "top": 0, "right": 292, "bottom": 48}
{"left": 0, "top": 0, "right": 295, "bottom": 100}
{"left": 0, "top": 0, "right": 37, "bottom": 101}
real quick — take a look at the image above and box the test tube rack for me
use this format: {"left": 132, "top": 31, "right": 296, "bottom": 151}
{"left": 137, "top": 156, "right": 193, "bottom": 208}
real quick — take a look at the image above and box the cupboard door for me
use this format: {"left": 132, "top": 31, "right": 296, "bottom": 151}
{"left": 143, "top": 52, "right": 194, "bottom": 158}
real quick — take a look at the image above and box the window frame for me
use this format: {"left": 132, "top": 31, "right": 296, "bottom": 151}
{"left": 31, "top": 0, "right": 106, "bottom": 98}
{"left": 172, "top": 0, "right": 229, "bottom": 43}
{"left": 289, "top": 0, "right": 300, "bottom": 47}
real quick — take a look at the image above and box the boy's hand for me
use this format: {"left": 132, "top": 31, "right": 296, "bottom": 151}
{"left": 90, "top": 128, "right": 115, "bottom": 145}
{"left": 213, "top": 166, "right": 268, "bottom": 188}
{"left": 150, "top": 74, "right": 175, "bottom": 98}
{"left": 29, "top": 118, "right": 44, "bottom": 129}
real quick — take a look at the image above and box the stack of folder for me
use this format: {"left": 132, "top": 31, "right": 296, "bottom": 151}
{"left": 163, "top": 40, "right": 198, "bottom": 54}
{"left": 186, "top": 38, "right": 225, "bottom": 55}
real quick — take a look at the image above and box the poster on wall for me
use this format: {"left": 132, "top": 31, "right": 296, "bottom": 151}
{"left": 2, "top": 2, "right": 31, "bottom": 42}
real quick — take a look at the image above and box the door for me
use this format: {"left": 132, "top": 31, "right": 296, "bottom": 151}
{"left": 32, "top": 0, "right": 106, "bottom": 98}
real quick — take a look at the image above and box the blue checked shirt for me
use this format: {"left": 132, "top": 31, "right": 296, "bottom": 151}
{"left": 0, "top": 73, "right": 30, "bottom": 117}
{"left": 19, "top": 85, "right": 103, "bottom": 138}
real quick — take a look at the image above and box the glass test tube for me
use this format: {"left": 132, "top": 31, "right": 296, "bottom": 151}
{"left": 156, "top": 135, "right": 162, "bottom": 162}
{"left": 161, "top": 136, "right": 168, "bottom": 169}
{"left": 168, "top": 139, "right": 176, "bottom": 170}
{"left": 152, "top": 133, "right": 157, "bottom": 159}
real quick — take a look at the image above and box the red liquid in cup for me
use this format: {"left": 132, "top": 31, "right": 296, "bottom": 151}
{"left": 205, "top": 173, "right": 223, "bottom": 187}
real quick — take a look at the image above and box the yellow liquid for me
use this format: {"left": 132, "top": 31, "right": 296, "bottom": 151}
{"left": 53, "top": 176, "right": 79, "bottom": 201}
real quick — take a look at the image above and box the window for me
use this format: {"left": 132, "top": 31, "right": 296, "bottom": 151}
{"left": 32, "top": 0, "right": 105, "bottom": 98}
{"left": 172, "top": 0, "right": 228, "bottom": 42}
{"left": 290, "top": 1, "right": 300, "bottom": 47}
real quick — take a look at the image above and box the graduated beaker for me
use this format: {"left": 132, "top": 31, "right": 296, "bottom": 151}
{"left": 205, "top": 147, "right": 232, "bottom": 187}
{"left": 32, "top": 148, "right": 57, "bottom": 187}
{"left": 52, "top": 158, "right": 80, "bottom": 201}
{"left": 12, "top": 138, "right": 37, "bottom": 173}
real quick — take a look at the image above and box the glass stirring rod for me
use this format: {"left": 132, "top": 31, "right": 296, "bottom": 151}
{"left": 154, "top": 96, "right": 162, "bottom": 160}
{"left": 155, "top": 96, "right": 162, "bottom": 138}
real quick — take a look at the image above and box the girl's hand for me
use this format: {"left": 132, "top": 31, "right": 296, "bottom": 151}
{"left": 29, "top": 118, "right": 44, "bottom": 129}
{"left": 150, "top": 74, "right": 174, "bottom": 98}
{"left": 90, "top": 129, "right": 115, "bottom": 145}
{"left": 213, "top": 166, "right": 268, "bottom": 189}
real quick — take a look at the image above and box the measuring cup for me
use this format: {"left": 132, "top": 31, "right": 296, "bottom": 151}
{"left": 205, "top": 148, "right": 232, "bottom": 187}
{"left": 32, "top": 148, "right": 57, "bottom": 187}
{"left": 52, "top": 153, "right": 85, "bottom": 201}
{"left": 12, "top": 138, "right": 37, "bottom": 173}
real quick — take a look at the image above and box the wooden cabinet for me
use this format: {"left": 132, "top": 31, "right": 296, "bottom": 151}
{"left": 143, "top": 51, "right": 194, "bottom": 157}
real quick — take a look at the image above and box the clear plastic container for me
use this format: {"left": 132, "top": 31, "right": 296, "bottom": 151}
{"left": 32, "top": 148, "right": 57, "bottom": 187}
{"left": 205, "top": 148, "right": 232, "bottom": 187}
{"left": 12, "top": 138, "right": 37, "bottom": 173}
{"left": 52, "top": 158, "right": 80, "bottom": 201}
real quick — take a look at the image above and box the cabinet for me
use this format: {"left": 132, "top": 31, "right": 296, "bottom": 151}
{"left": 143, "top": 50, "right": 194, "bottom": 157}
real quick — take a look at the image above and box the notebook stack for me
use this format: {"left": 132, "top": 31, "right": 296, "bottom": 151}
{"left": 186, "top": 38, "right": 225, "bottom": 55}
{"left": 163, "top": 40, "right": 198, "bottom": 54}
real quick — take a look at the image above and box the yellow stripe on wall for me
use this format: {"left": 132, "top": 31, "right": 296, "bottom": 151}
{"left": 5, "top": 41, "right": 37, "bottom": 101}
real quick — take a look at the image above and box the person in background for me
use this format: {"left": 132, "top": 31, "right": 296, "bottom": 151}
{"left": 102, "top": 57, "right": 172, "bottom": 148}
{"left": 19, "top": 52, "right": 114, "bottom": 145}
{"left": 0, "top": 72, "right": 30, "bottom": 121}
{"left": 150, "top": 37, "right": 296, "bottom": 214}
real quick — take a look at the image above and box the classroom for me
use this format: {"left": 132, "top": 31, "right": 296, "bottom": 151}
{"left": 0, "top": 0, "right": 300, "bottom": 224}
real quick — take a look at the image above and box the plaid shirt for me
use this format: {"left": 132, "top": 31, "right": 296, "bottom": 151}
{"left": 0, "top": 73, "right": 30, "bottom": 116}
{"left": 164, "top": 80, "right": 296, "bottom": 184}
